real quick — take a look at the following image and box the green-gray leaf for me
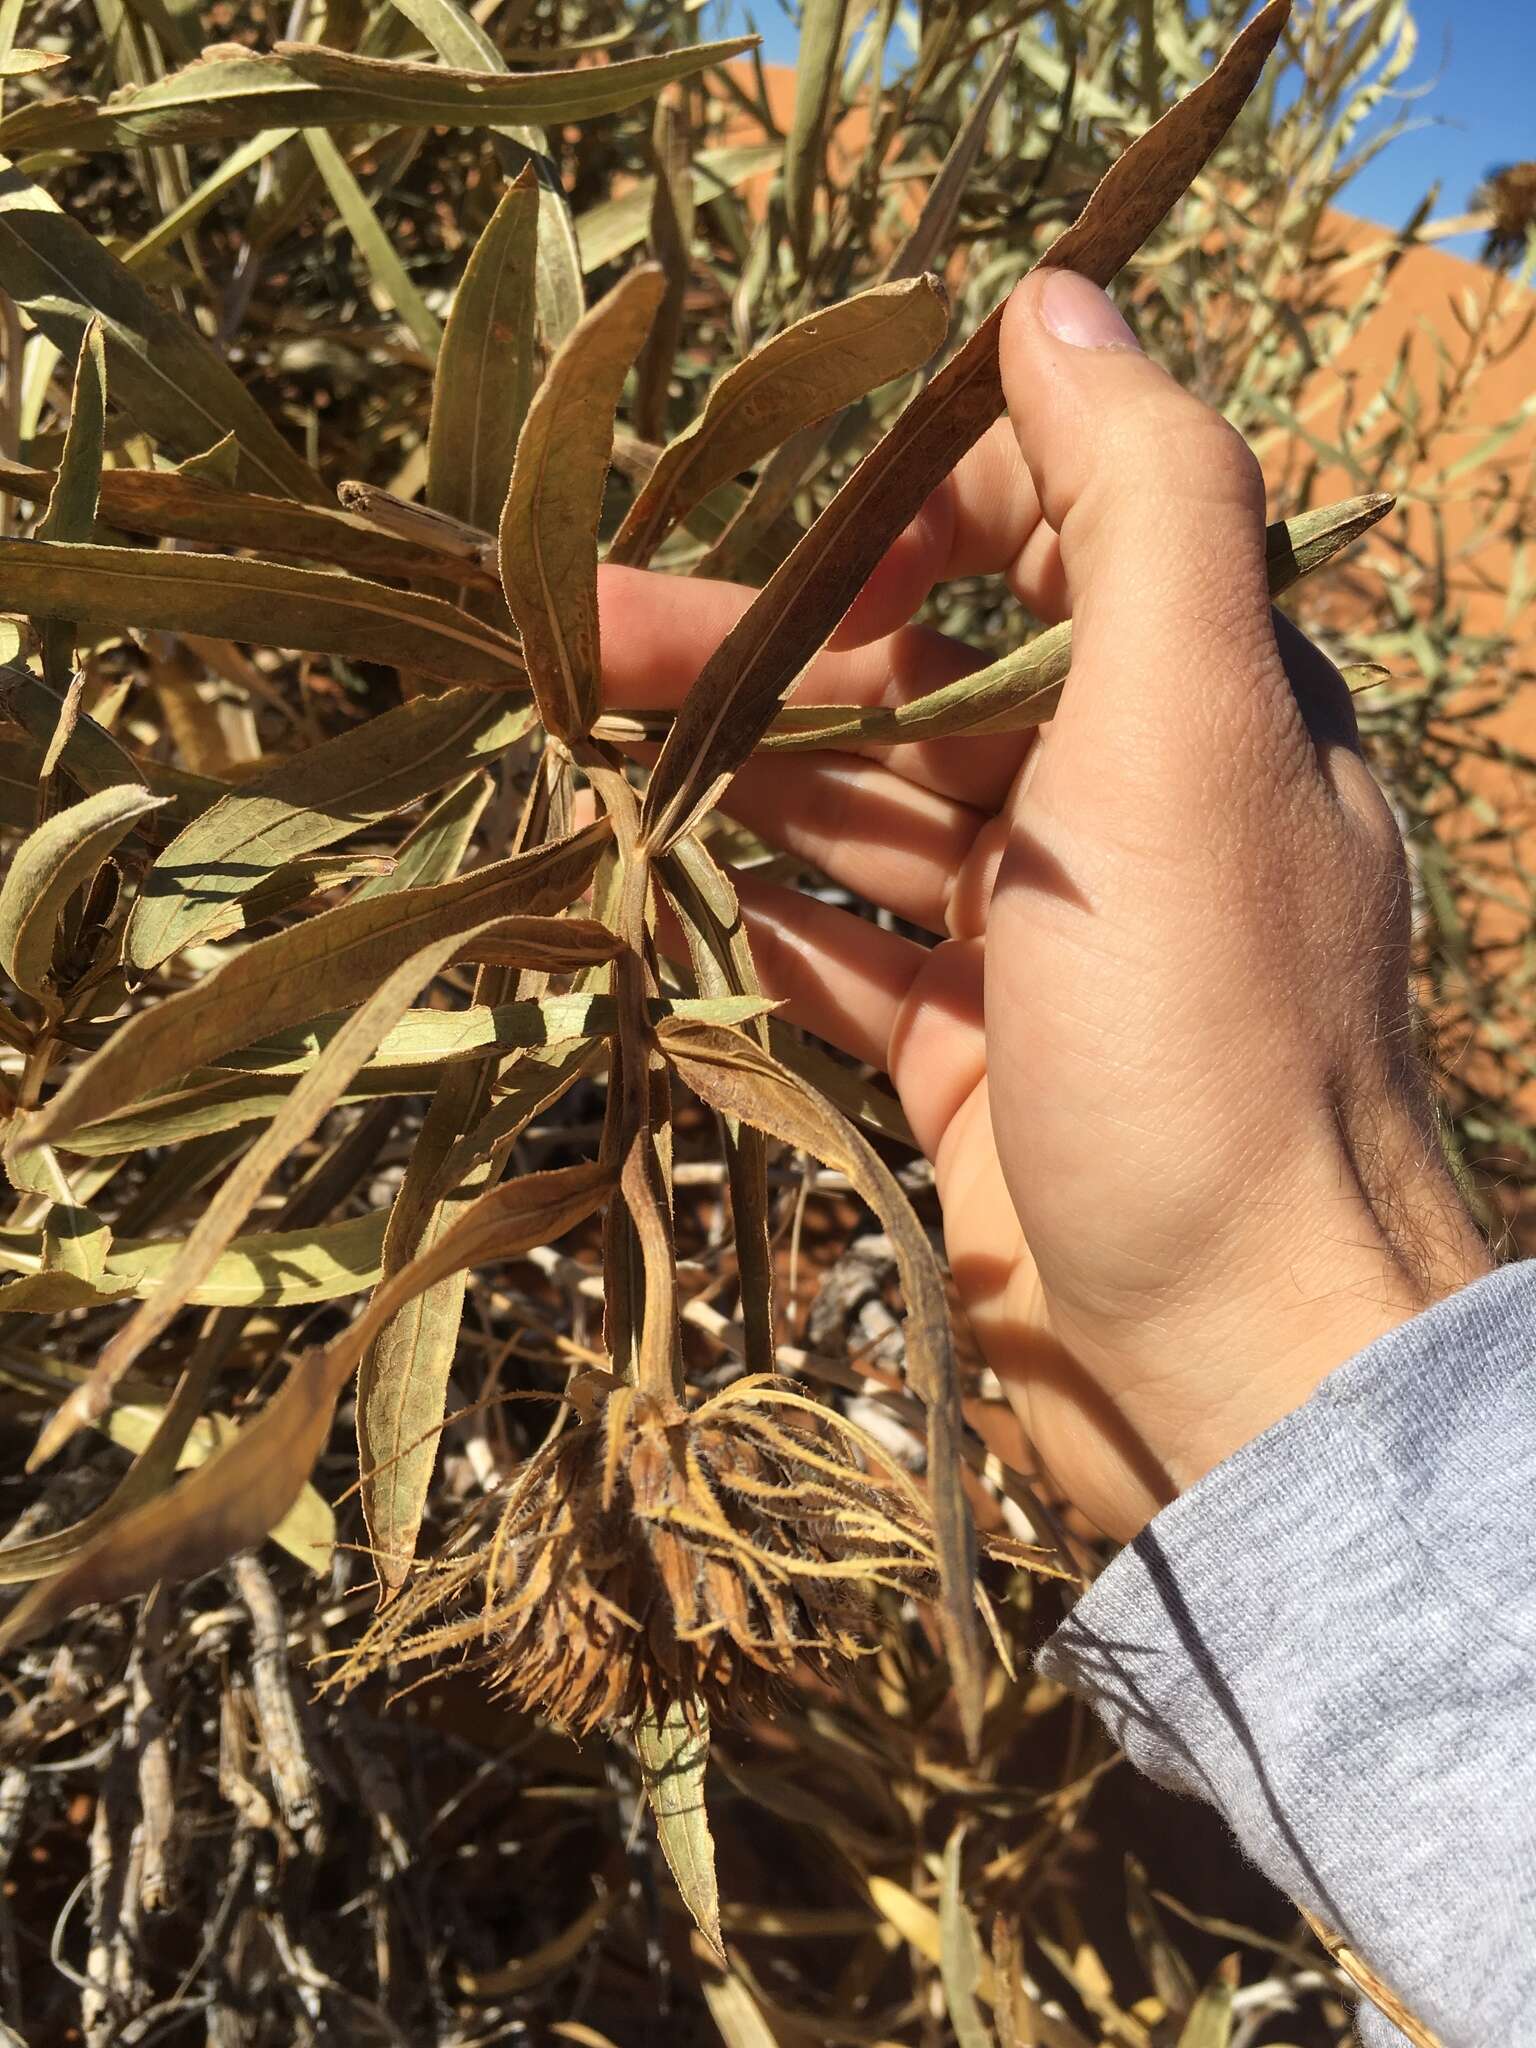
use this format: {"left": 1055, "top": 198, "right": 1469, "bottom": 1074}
{"left": 428, "top": 164, "right": 539, "bottom": 530}
{"left": 0, "top": 159, "right": 322, "bottom": 500}
{"left": 636, "top": 1701, "right": 725, "bottom": 1966}
{"left": 0, "top": 38, "right": 757, "bottom": 150}
{"left": 126, "top": 691, "right": 536, "bottom": 969}
{"left": 0, "top": 785, "right": 167, "bottom": 1001}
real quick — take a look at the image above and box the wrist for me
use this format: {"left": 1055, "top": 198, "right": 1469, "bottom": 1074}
{"left": 1138, "top": 1154, "right": 1494, "bottom": 1502}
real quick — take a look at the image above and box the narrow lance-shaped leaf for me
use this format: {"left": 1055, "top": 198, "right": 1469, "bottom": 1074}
{"left": 355, "top": 747, "right": 538, "bottom": 1602}
{"left": 22, "top": 818, "right": 611, "bottom": 1148}
{"left": 1, "top": 665, "right": 227, "bottom": 824}
{"left": 636, "top": 1700, "right": 725, "bottom": 1966}
{"left": 1176, "top": 1963, "right": 1238, "bottom": 2048}
{"left": 175, "top": 435, "right": 240, "bottom": 486}
{"left": 0, "top": 540, "right": 525, "bottom": 687}
{"left": 20, "top": 468, "right": 464, "bottom": 600}
{"left": 29, "top": 903, "right": 541, "bottom": 1466}
{"left": 0, "top": 159, "right": 323, "bottom": 501}
{"left": 106, "top": 1405, "right": 335, "bottom": 1578}
{"left": 0, "top": 785, "right": 167, "bottom": 1002}
{"left": 122, "top": 126, "right": 298, "bottom": 271}
{"left": 756, "top": 494, "right": 1393, "bottom": 752}
{"left": 882, "top": 36, "right": 1017, "bottom": 284}
{"left": 498, "top": 265, "right": 665, "bottom": 741}
{"left": 939, "top": 1827, "right": 993, "bottom": 2048}
{"left": 357, "top": 1015, "right": 593, "bottom": 1599}
{"left": 57, "top": 946, "right": 642, "bottom": 1156}
{"left": 352, "top": 770, "right": 490, "bottom": 900}
{"left": 0, "top": 38, "right": 759, "bottom": 151}
{"left": 658, "top": 1018, "right": 986, "bottom": 1753}
{"left": 428, "top": 164, "right": 538, "bottom": 530}
{"left": 0, "top": 48, "right": 65, "bottom": 76}
{"left": 633, "top": 97, "right": 693, "bottom": 447}
{"left": 0, "top": 1161, "right": 613, "bottom": 1652}
{"left": 306, "top": 128, "right": 444, "bottom": 360}
{"left": 125, "top": 691, "right": 536, "bottom": 969}
{"left": 433, "top": 1042, "right": 603, "bottom": 1191}
{"left": 383, "top": 0, "right": 584, "bottom": 350}
{"left": 608, "top": 275, "right": 950, "bottom": 569}
{"left": 574, "top": 144, "right": 780, "bottom": 275}
{"left": 105, "top": 1211, "right": 388, "bottom": 1307}
{"left": 78, "top": 1000, "right": 743, "bottom": 1164}
{"left": 228, "top": 992, "right": 770, "bottom": 1081}
{"left": 785, "top": 0, "right": 848, "bottom": 266}
{"left": 0, "top": 453, "right": 504, "bottom": 589}
{"left": 639, "top": 0, "right": 1291, "bottom": 852}
{"left": 36, "top": 319, "right": 105, "bottom": 544}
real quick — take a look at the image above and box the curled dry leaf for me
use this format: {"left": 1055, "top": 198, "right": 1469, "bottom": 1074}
{"left": 0, "top": 455, "right": 503, "bottom": 587}
{"left": 0, "top": 784, "right": 166, "bottom": 1002}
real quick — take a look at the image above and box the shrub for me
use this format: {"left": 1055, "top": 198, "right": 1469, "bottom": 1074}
{"left": 0, "top": 1, "right": 1525, "bottom": 2039}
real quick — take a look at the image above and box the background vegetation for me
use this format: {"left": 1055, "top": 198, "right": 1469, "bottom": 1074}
{"left": 0, "top": 1, "right": 1530, "bottom": 2043}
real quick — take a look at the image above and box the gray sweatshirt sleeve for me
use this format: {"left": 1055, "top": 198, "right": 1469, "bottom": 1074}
{"left": 1038, "top": 1260, "right": 1536, "bottom": 2048}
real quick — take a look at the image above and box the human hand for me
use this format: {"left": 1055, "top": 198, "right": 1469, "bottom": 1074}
{"left": 599, "top": 268, "right": 1492, "bottom": 1543}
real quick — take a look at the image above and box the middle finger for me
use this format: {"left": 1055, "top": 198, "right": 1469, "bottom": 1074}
{"left": 725, "top": 751, "right": 993, "bottom": 939}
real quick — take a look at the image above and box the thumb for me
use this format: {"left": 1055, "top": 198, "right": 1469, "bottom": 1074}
{"left": 999, "top": 269, "right": 1304, "bottom": 776}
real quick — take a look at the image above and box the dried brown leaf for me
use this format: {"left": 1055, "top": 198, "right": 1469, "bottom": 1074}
{"left": 639, "top": 0, "right": 1291, "bottom": 851}
{"left": 0, "top": 540, "right": 525, "bottom": 687}
{"left": 609, "top": 276, "right": 949, "bottom": 570}
{"left": 498, "top": 264, "right": 664, "bottom": 740}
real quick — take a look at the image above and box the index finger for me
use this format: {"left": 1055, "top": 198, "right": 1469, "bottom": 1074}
{"left": 597, "top": 563, "right": 1033, "bottom": 811}
{"left": 830, "top": 407, "right": 1069, "bottom": 651}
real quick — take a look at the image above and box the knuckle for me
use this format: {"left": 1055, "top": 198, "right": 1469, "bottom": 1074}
{"left": 1114, "top": 391, "right": 1265, "bottom": 511}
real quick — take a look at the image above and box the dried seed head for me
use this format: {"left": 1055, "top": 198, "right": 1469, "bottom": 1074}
{"left": 332, "top": 1376, "right": 938, "bottom": 1734}
{"left": 1477, "top": 162, "right": 1536, "bottom": 268}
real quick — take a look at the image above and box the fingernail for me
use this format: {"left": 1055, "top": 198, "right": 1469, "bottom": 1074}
{"left": 1037, "top": 269, "right": 1141, "bottom": 352}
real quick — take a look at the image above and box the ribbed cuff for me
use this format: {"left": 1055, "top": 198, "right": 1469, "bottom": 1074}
{"left": 1039, "top": 1262, "right": 1536, "bottom": 2048}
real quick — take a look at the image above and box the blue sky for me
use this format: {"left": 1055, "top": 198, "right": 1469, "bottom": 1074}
{"left": 1348, "top": 0, "right": 1536, "bottom": 243}
{"left": 710, "top": 1, "right": 1536, "bottom": 259}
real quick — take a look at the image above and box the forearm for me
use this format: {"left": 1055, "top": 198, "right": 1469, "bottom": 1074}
{"left": 1040, "top": 1261, "right": 1536, "bottom": 2047}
